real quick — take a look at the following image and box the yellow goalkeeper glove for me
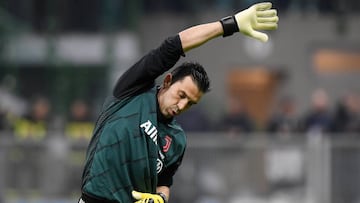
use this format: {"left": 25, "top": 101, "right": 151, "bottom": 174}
{"left": 220, "top": 2, "right": 279, "bottom": 42}
{"left": 235, "top": 2, "right": 278, "bottom": 42}
{"left": 132, "top": 190, "right": 167, "bottom": 203}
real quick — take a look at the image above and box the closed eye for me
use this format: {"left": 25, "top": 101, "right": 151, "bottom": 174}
{"left": 179, "top": 90, "right": 198, "bottom": 108}
{"left": 179, "top": 91, "right": 187, "bottom": 99}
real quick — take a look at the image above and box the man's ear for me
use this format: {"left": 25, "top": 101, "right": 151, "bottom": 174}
{"left": 163, "top": 74, "right": 172, "bottom": 88}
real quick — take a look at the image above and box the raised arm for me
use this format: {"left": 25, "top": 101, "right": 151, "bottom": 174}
{"left": 179, "top": 22, "right": 223, "bottom": 53}
{"left": 113, "top": 2, "right": 278, "bottom": 99}
{"left": 180, "top": 2, "right": 278, "bottom": 53}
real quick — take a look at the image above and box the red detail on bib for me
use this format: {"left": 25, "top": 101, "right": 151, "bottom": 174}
{"left": 163, "top": 135, "right": 172, "bottom": 153}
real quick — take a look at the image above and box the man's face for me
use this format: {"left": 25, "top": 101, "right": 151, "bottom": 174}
{"left": 158, "top": 75, "right": 203, "bottom": 118}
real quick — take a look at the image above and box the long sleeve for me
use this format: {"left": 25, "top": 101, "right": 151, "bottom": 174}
{"left": 113, "top": 35, "right": 184, "bottom": 100}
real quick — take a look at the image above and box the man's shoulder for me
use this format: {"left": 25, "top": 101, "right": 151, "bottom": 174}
{"left": 99, "top": 89, "right": 158, "bottom": 127}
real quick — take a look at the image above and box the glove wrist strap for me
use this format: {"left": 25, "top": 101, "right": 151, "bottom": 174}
{"left": 219, "top": 16, "right": 239, "bottom": 37}
{"left": 157, "top": 193, "right": 168, "bottom": 203}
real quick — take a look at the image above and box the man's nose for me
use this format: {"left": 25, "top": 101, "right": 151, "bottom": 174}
{"left": 177, "top": 100, "right": 188, "bottom": 111}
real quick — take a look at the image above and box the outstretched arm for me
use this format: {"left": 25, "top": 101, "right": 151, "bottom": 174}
{"left": 179, "top": 22, "right": 223, "bottom": 53}
{"left": 113, "top": 2, "right": 278, "bottom": 99}
{"left": 179, "top": 2, "right": 278, "bottom": 52}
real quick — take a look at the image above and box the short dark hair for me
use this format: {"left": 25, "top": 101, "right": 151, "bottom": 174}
{"left": 170, "top": 62, "right": 210, "bottom": 93}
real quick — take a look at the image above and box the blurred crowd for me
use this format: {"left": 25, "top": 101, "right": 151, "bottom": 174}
{"left": 0, "top": 1, "right": 359, "bottom": 203}
{"left": 1, "top": 73, "right": 360, "bottom": 143}
{"left": 0, "top": 79, "right": 95, "bottom": 142}
{"left": 177, "top": 88, "right": 360, "bottom": 136}
{"left": 1, "top": 0, "right": 359, "bottom": 142}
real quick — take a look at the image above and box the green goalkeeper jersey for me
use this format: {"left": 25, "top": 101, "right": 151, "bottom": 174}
{"left": 82, "top": 88, "right": 186, "bottom": 203}
{"left": 80, "top": 35, "right": 187, "bottom": 203}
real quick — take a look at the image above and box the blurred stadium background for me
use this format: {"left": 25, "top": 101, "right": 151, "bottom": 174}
{"left": 0, "top": 0, "right": 360, "bottom": 203}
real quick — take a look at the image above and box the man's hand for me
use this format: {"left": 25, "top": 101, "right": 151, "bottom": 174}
{"left": 235, "top": 2, "right": 279, "bottom": 42}
{"left": 132, "top": 190, "right": 167, "bottom": 203}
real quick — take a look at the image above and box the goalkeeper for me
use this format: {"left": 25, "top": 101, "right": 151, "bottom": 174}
{"left": 79, "top": 2, "right": 278, "bottom": 203}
